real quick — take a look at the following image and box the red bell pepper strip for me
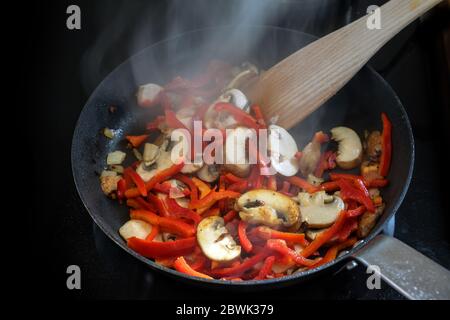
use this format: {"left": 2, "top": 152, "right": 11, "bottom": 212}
{"left": 379, "top": 112, "right": 392, "bottom": 177}
{"left": 174, "top": 174, "right": 198, "bottom": 202}
{"left": 214, "top": 102, "right": 260, "bottom": 130}
{"left": 191, "top": 177, "right": 211, "bottom": 199}
{"left": 247, "top": 165, "right": 260, "bottom": 189}
{"left": 308, "top": 237, "right": 357, "bottom": 269}
{"left": 203, "top": 207, "right": 221, "bottom": 218}
{"left": 135, "top": 197, "right": 156, "bottom": 212}
{"left": 125, "top": 134, "right": 149, "bottom": 148}
{"left": 228, "top": 180, "right": 248, "bottom": 193}
{"left": 130, "top": 209, "right": 195, "bottom": 238}
{"left": 223, "top": 173, "right": 245, "bottom": 184}
{"left": 165, "top": 108, "right": 189, "bottom": 130}
{"left": 368, "top": 179, "right": 389, "bottom": 188}
{"left": 165, "top": 197, "right": 201, "bottom": 225}
{"left": 336, "top": 179, "right": 375, "bottom": 212}
{"left": 287, "top": 176, "right": 319, "bottom": 194}
{"left": 253, "top": 227, "right": 310, "bottom": 247}
{"left": 300, "top": 210, "right": 348, "bottom": 258}
{"left": 124, "top": 168, "right": 147, "bottom": 197}
{"left": 346, "top": 205, "right": 366, "bottom": 218}
{"left": 188, "top": 190, "right": 241, "bottom": 209}
{"left": 127, "top": 236, "right": 196, "bottom": 258}
{"left": 223, "top": 210, "right": 238, "bottom": 223}
{"left": 125, "top": 162, "right": 185, "bottom": 198}
{"left": 126, "top": 198, "right": 142, "bottom": 209}
{"left": 147, "top": 193, "right": 171, "bottom": 217}
{"left": 238, "top": 221, "right": 253, "bottom": 253}
{"left": 173, "top": 256, "right": 213, "bottom": 279}
{"left": 145, "top": 225, "right": 160, "bottom": 241}
{"left": 254, "top": 256, "right": 276, "bottom": 280}
{"left": 117, "top": 178, "right": 127, "bottom": 202}
{"left": 211, "top": 250, "right": 270, "bottom": 278}
{"left": 329, "top": 173, "right": 388, "bottom": 188}
{"left": 313, "top": 131, "right": 330, "bottom": 144}
{"left": 319, "top": 181, "right": 339, "bottom": 192}
{"left": 153, "top": 181, "right": 190, "bottom": 197}
{"left": 266, "top": 239, "right": 316, "bottom": 267}
{"left": 334, "top": 218, "right": 358, "bottom": 242}
{"left": 251, "top": 105, "right": 266, "bottom": 127}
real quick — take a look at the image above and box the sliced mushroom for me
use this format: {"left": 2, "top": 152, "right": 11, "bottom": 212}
{"left": 331, "top": 126, "right": 363, "bottom": 169}
{"left": 305, "top": 228, "right": 328, "bottom": 241}
{"left": 119, "top": 219, "right": 153, "bottom": 240}
{"left": 136, "top": 163, "right": 157, "bottom": 182}
{"left": 237, "top": 189, "right": 300, "bottom": 227}
{"left": 268, "top": 124, "right": 300, "bottom": 177}
{"left": 221, "top": 89, "right": 250, "bottom": 111}
{"left": 297, "top": 191, "right": 345, "bottom": 228}
{"left": 197, "top": 164, "right": 220, "bottom": 182}
{"left": 223, "top": 127, "right": 252, "bottom": 177}
{"left": 100, "top": 172, "right": 122, "bottom": 195}
{"left": 143, "top": 143, "right": 160, "bottom": 166}
{"left": 137, "top": 83, "right": 163, "bottom": 107}
{"left": 299, "top": 140, "right": 321, "bottom": 177}
{"left": 107, "top": 150, "right": 127, "bottom": 165}
{"left": 307, "top": 174, "right": 324, "bottom": 187}
{"left": 197, "top": 216, "right": 241, "bottom": 262}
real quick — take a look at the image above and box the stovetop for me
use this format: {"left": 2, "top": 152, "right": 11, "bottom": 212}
{"left": 30, "top": 0, "right": 450, "bottom": 299}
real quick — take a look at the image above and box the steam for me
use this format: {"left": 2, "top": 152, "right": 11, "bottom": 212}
{"left": 80, "top": 0, "right": 288, "bottom": 93}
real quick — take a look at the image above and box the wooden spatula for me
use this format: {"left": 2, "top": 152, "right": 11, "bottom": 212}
{"left": 249, "top": 0, "right": 442, "bottom": 129}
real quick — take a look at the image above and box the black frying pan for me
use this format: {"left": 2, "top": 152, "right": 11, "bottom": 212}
{"left": 71, "top": 26, "right": 450, "bottom": 298}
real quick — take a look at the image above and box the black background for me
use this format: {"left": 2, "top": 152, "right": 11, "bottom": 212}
{"left": 29, "top": 0, "right": 449, "bottom": 300}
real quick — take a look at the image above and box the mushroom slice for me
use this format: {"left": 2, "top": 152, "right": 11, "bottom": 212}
{"left": 107, "top": 150, "right": 127, "bottom": 165}
{"left": 136, "top": 162, "right": 157, "bottom": 182}
{"left": 224, "top": 63, "right": 259, "bottom": 90}
{"left": 305, "top": 228, "right": 328, "bottom": 241}
{"left": 137, "top": 83, "right": 163, "bottom": 107}
{"left": 331, "top": 126, "right": 363, "bottom": 169}
{"left": 268, "top": 125, "right": 300, "bottom": 177}
{"left": 197, "top": 164, "right": 220, "bottom": 183}
{"left": 237, "top": 189, "right": 300, "bottom": 227}
{"left": 298, "top": 140, "right": 321, "bottom": 177}
{"left": 221, "top": 89, "right": 250, "bottom": 111}
{"left": 143, "top": 143, "right": 160, "bottom": 166}
{"left": 119, "top": 219, "right": 153, "bottom": 240}
{"left": 297, "top": 191, "right": 345, "bottom": 228}
{"left": 223, "top": 127, "right": 252, "bottom": 177}
{"left": 197, "top": 216, "right": 241, "bottom": 262}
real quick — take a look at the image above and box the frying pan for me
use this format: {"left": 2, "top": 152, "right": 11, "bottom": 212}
{"left": 72, "top": 26, "right": 450, "bottom": 299}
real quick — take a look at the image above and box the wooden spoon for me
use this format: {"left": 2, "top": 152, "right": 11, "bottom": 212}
{"left": 249, "top": 0, "right": 443, "bottom": 129}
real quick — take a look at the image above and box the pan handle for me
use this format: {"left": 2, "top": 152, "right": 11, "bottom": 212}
{"left": 351, "top": 234, "right": 450, "bottom": 300}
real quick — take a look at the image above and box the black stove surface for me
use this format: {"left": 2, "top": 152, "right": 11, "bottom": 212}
{"left": 30, "top": 0, "right": 450, "bottom": 300}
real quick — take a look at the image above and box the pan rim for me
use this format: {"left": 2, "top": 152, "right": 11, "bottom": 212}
{"left": 71, "top": 25, "right": 415, "bottom": 287}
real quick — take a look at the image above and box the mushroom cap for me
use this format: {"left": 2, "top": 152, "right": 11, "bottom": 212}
{"left": 268, "top": 125, "right": 299, "bottom": 177}
{"left": 237, "top": 189, "right": 300, "bottom": 227}
{"left": 297, "top": 191, "right": 345, "bottom": 228}
{"left": 119, "top": 220, "right": 153, "bottom": 240}
{"left": 331, "top": 126, "right": 363, "bottom": 169}
{"left": 197, "top": 216, "right": 241, "bottom": 262}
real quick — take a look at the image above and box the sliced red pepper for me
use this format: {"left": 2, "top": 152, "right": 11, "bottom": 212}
{"left": 214, "top": 102, "right": 260, "bottom": 130}
{"left": 147, "top": 193, "right": 171, "bottom": 217}
{"left": 251, "top": 105, "right": 266, "bottom": 127}
{"left": 165, "top": 197, "right": 201, "bottom": 225}
{"left": 308, "top": 237, "right": 357, "bottom": 269}
{"left": 254, "top": 256, "right": 276, "bottom": 280}
{"left": 238, "top": 221, "right": 253, "bottom": 253}
{"left": 130, "top": 209, "right": 195, "bottom": 238}
{"left": 346, "top": 205, "right": 366, "bottom": 217}
{"left": 313, "top": 131, "right": 330, "bottom": 144}
{"left": 334, "top": 218, "right": 358, "bottom": 242}
{"left": 223, "top": 210, "right": 238, "bottom": 223}
{"left": 266, "top": 239, "right": 316, "bottom": 267}
{"left": 173, "top": 256, "right": 213, "bottom": 279}
{"left": 211, "top": 250, "right": 270, "bottom": 278}
{"left": 379, "top": 112, "right": 392, "bottom": 177}
{"left": 125, "top": 134, "right": 149, "bottom": 148}
{"left": 253, "top": 227, "right": 309, "bottom": 247}
{"left": 135, "top": 197, "right": 157, "bottom": 212}
{"left": 117, "top": 178, "right": 127, "bottom": 202}
{"left": 300, "top": 210, "right": 347, "bottom": 258}
{"left": 337, "top": 179, "right": 375, "bottom": 212}
{"left": 203, "top": 207, "right": 221, "bottom": 218}
{"left": 124, "top": 168, "right": 147, "bottom": 197}
{"left": 127, "top": 236, "right": 196, "bottom": 258}
{"left": 188, "top": 190, "right": 241, "bottom": 210}
{"left": 125, "top": 162, "right": 185, "bottom": 198}
{"left": 287, "top": 176, "right": 319, "bottom": 194}
{"left": 145, "top": 224, "right": 160, "bottom": 241}
{"left": 223, "top": 173, "right": 245, "bottom": 184}
{"left": 126, "top": 198, "right": 142, "bottom": 209}
{"left": 165, "top": 108, "right": 189, "bottom": 130}
{"left": 191, "top": 177, "right": 211, "bottom": 199}
{"left": 174, "top": 174, "right": 199, "bottom": 202}
{"left": 319, "top": 181, "right": 339, "bottom": 192}
{"left": 228, "top": 180, "right": 248, "bottom": 193}
{"left": 329, "top": 173, "right": 388, "bottom": 188}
